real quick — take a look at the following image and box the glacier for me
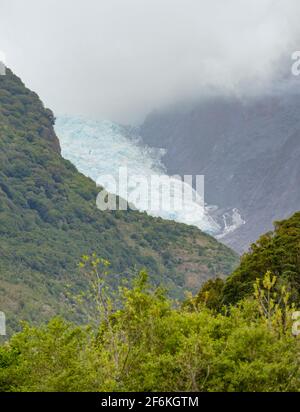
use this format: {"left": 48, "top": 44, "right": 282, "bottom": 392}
{"left": 55, "top": 116, "right": 221, "bottom": 234}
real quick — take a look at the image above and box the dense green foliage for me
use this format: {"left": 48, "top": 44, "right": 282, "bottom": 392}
{"left": 0, "top": 264, "right": 299, "bottom": 392}
{"left": 0, "top": 70, "right": 238, "bottom": 333}
{"left": 221, "top": 212, "right": 300, "bottom": 305}
{"left": 194, "top": 212, "right": 300, "bottom": 311}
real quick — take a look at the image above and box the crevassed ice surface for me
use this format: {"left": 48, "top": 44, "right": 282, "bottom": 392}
{"left": 55, "top": 116, "right": 220, "bottom": 234}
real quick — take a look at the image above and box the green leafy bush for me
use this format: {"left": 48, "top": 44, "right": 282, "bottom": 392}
{"left": 0, "top": 266, "right": 299, "bottom": 392}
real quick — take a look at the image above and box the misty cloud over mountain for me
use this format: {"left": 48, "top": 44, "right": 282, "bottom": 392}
{"left": 1, "top": 0, "right": 300, "bottom": 122}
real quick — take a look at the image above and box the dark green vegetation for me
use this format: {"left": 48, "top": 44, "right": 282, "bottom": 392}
{"left": 0, "top": 262, "right": 299, "bottom": 392}
{"left": 0, "top": 70, "right": 238, "bottom": 333}
{"left": 195, "top": 212, "right": 300, "bottom": 310}
{"left": 223, "top": 212, "right": 300, "bottom": 304}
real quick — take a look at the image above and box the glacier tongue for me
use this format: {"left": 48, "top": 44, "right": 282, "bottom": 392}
{"left": 55, "top": 115, "right": 220, "bottom": 234}
{"left": 215, "top": 208, "right": 246, "bottom": 239}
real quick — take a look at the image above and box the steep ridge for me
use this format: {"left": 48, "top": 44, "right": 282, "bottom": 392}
{"left": 222, "top": 211, "right": 300, "bottom": 305}
{"left": 0, "top": 70, "right": 238, "bottom": 332}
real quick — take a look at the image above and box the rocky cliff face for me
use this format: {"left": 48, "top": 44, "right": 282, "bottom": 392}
{"left": 140, "top": 92, "right": 300, "bottom": 253}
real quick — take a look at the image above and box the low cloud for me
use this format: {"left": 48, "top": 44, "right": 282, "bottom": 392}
{"left": 0, "top": 0, "right": 299, "bottom": 122}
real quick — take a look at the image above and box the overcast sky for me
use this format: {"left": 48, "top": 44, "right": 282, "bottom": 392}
{"left": 0, "top": 0, "right": 299, "bottom": 123}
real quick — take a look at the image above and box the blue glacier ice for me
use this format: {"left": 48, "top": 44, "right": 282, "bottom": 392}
{"left": 55, "top": 116, "right": 221, "bottom": 234}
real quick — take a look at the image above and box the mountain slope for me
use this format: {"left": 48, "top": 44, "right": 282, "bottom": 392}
{"left": 140, "top": 93, "right": 300, "bottom": 252}
{"left": 222, "top": 211, "right": 300, "bottom": 305}
{"left": 0, "top": 70, "right": 238, "bottom": 332}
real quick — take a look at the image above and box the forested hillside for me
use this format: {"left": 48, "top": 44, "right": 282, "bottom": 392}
{"left": 0, "top": 70, "right": 238, "bottom": 333}
{"left": 223, "top": 211, "right": 300, "bottom": 305}
{"left": 193, "top": 211, "right": 300, "bottom": 310}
